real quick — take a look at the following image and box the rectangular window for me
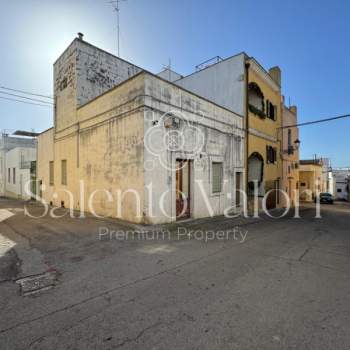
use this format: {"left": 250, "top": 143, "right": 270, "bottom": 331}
{"left": 266, "top": 100, "right": 276, "bottom": 120}
{"left": 288, "top": 129, "right": 292, "bottom": 147}
{"left": 49, "top": 161, "right": 54, "bottom": 186}
{"left": 266, "top": 146, "right": 277, "bottom": 164}
{"left": 8, "top": 168, "right": 10, "bottom": 183}
{"left": 13, "top": 168, "right": 16, "bottom": 184}
{"left": 212, "top": 162, "right": 223, "bottom": 193}
{"left": 61, "top": 160, "right": 67, "bottom": 185}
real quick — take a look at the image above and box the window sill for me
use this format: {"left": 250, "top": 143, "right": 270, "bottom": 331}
{"left": 211, "top": 192, "right": 223, "bottom": 197}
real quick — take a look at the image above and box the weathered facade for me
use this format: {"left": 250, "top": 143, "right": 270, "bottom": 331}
{"left": 37, "top": 37, "right": 244, "bottom": 224}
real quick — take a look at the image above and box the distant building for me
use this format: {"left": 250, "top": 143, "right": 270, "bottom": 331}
{"left": 281, "top": 104, "right": 300, "bottom": 207}
{"left": 0, "top": 133, "right": 37, "bottom": 197}
{"left": 299, "top": 159, "right": 323, "bottom": 201}
{"left": 320, "top": 158, "right": 336, "bottom": 195}
{"left": 5, "top": 147, "right": 37, "bottom": 200}
{"left": 333, "top": 168, "right": 350, "bottom": 201}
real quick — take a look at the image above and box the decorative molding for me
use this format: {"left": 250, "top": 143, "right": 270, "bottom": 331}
{"left": 248, "top": 127, "right": 277, "bottom": 143}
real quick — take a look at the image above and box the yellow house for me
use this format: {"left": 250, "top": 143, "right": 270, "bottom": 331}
{"left": 246, "top": 59, "right": 283, "bottom": 209}
{"left": 299, "top": 159, "right": 323, "bottom": 201}
{"left": 175, "top": 54, "right": 286, "bottom": 210}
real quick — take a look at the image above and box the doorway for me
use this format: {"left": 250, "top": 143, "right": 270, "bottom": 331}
{"left": 176, "top": 159, "right": 191, "bottom": 219}
{"left": 235, "top": 172, "right": 242, "bottom": 207}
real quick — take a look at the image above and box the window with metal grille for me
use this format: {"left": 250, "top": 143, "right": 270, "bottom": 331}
{"left": 61, "top": 160, "right": 67, "bottom": 185}
{"left": 212, "top": 162, "right": 223, "bottom": 193}
{"left": 49, "top": 161, "right": 54, "bottom": 186}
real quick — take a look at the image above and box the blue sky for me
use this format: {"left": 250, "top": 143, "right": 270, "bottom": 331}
{"left": 0, "top": 0, "right": 349, "bottom": 166}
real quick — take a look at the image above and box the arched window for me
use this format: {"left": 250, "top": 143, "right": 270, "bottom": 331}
{"left": 248, "top": 152, "right": 264, "bottom": 195}
{"left": 248, "top": 82, "right": 265, "bottom": 117}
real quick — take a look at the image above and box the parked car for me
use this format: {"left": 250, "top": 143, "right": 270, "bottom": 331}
{"left": 315, "top": 192, "right": 334, "bottom": 204}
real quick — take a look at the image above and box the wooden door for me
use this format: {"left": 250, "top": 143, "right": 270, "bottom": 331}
{"left": 176, "top": 160, "right": 191, "bottom": 218}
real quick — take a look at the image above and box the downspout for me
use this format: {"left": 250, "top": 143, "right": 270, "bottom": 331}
{"left": 244, "top": 61, "right": 250, "bottom": 195}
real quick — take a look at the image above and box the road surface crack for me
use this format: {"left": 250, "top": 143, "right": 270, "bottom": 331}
{"left": 298, "top": 247, "right": 311, "bottom": 261}
{"left": 115, "top": 321, "right": 165, "bottom": 348}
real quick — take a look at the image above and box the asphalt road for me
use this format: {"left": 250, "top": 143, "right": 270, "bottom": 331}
{"left": 0, "top": 198, "right": 349, "bottom": 349}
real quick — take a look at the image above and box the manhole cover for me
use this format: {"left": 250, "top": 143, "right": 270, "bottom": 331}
{"left": 16, "top": 270, "right": 58, "bottom": 296}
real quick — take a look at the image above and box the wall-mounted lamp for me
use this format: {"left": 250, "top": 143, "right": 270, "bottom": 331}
{"left": 294, "top": 139, "right": 301, "bottom": 150}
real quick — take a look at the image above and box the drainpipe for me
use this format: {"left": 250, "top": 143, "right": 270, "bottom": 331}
{"left": 244, "top": 61, "right": 250, "bottom": 195}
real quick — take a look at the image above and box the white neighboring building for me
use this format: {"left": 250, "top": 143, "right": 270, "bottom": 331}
{"left": 0, "top": 133, "right": 37, "bottom": 196}
{"left": 321, "top": 158, "right": 336, "bottom": 195}
{"left": 5, "top": 147, "right": 37, "bottom": 200}
{"left": 333, "top": 168, "right": 350, "bottom": 201}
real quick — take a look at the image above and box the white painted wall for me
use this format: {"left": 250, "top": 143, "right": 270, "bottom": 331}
{"left": 333, "top": 169, "right": 350, "bottom": 200}
{"left": 5, "top": 147, "right": 36, "bottom": 200}
{"left": 174, "top": 53, "right": 246, "bottom": 116}
{"left": 143, "top": 74, "right": 244, "bottom": 224}
{"left": 0, "top": 135, "right": 36, "bottom": 196}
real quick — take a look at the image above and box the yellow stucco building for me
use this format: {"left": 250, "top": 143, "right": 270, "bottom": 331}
{"left": 246, "top": 60, "right": 283, "bottom": 209}
{"left": 299, "top": 159, "right": 324, "bottom": 201}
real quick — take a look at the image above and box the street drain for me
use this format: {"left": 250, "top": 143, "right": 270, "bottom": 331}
{"left": 16, "top": 270, "right": 58, "bottom": 296}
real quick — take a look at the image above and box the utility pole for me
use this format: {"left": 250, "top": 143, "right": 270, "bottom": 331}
{"left": 108, "top": 0, "right": 128, "bottom": 57}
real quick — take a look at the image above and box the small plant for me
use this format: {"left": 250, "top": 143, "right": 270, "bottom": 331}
{"left": 249, "top": 104, "right": 266, "bottom": 118}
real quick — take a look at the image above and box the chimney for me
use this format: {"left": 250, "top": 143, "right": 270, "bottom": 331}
{"left": 269, "top": 66, "right": 281, "bottom": 86}
{"left": 289, "top": 105, "right": 297, "bottom": 116}
{"left": 77, "top": 32, "right": 84, "bottom": 40}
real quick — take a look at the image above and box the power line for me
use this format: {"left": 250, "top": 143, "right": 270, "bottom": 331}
{"left": 281, "top": 113, "right": 350, "bottom": 129}
{"left": 0, "top": 96, "right": 53, "bottom": 108}
{"left": 0, "top": 91, "right": 54, "bottom": 105}
{"left": 0, "top": 85, "right": 53, "bottom": 99}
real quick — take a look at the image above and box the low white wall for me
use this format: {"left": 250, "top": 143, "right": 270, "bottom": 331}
{"left": 5, "top": 147, "right": 36, "bottom": 200}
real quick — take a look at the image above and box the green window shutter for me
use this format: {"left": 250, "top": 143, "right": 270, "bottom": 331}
{"left": 266, "top": 146, "right": 270, "bottom": 164}
{"left": 49, "top": 161, "right": 54, "bottom": 186}
{"left": 212, "top": 162, "right": 223, "bottom": 193}
{"left": 61, "top": 160, "right": 67, "bottom": 185}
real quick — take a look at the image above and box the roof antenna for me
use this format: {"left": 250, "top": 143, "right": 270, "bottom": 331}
{"left": 162, "top": 58, "right": 172, "bottom": 81}
{"left": 108, "top": 0, "right": 128, "bottom": 57}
